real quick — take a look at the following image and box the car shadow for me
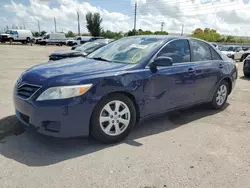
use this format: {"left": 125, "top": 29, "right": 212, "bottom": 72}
{"left": 240, "top": 76, "right": 250, "bottom": 80}
{"left": 0, "top": 103, "right": 229, "bottom": 166}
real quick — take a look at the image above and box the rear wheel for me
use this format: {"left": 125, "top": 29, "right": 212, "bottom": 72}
{"left": 210, "top": 80, "right": 229, "bottom": 109}
{"left": 26, "top": 37, "right": 31, "bottom": 43}
{"left": 244, "top": 71, "right": 250, "bottom": 77}
{"left": 91, "top": 94, "right": 136, "bottom": 144}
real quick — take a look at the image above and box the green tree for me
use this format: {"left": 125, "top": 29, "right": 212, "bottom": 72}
{"left": 65, "top": 31, "right": 76, "bottom": 38}
{"left": 225, "top": 35, "right": 235, "bottom": 43}
{"left": 154, "top": 31, "right": 168, "bottom": 35}
{"left": 191, "top": 28, "right": 221, "bottom": 42}
{"left": 40, "top": 31, "right": 47, "bottom": 36}
{"left": 33, "top": 32, "right": 40, "bottom": 37}
{"left": 101, "top": 30, "right": 123, "bottom": 39}
{"left": 86, "top": 12, "right": 102, "bottom": 37}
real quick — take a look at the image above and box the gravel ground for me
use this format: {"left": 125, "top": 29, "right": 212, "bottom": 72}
{"left": 0, "top": 45, "right": 250, "bottom": 188}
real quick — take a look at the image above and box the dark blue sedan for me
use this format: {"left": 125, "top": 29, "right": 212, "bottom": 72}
{"left": 13, "top": 35, "right": 237, "bottom": 143}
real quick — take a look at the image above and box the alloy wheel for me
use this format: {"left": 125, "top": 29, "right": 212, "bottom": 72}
{"left": 99, "top": 100, "right": 131, "bottom": 136}
{"left": 216, "top": 84, "right": 227, "bottom": 106}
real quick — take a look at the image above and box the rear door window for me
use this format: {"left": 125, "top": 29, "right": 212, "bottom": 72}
{"left": 190, "top": 40, "right": 212, "bottom": 61}
{"left": 210, "top": 48, "right": 222, "bottom": 60}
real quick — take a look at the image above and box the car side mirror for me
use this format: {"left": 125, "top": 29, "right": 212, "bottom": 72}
{"left": 152, "top": 56, "right": 173, "bottom": 67}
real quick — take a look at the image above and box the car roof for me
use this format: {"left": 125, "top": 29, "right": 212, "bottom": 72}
{"left": 126, "top": 35, "right": 196, "bottom": 42}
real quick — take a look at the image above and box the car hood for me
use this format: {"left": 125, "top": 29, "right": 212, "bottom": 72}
{"left": 21, "top": 57, "right": 135, "bottom": 86}
{"left": 0, "top": 34, "right": 11, "bottom": 37}
{"left": 50, "top": 50, "right": 81, "bottom": 57}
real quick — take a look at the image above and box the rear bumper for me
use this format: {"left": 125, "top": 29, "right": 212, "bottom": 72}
{"left": 14, "top": 95, "right": 95, "bottom": 138}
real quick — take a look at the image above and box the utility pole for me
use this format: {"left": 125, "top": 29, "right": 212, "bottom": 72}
{"left": 77, "top": 12, "right": 80, "bottom": 36}
{"left": 161, "top": 22, "right": 164, "bottom": 32}
{"left": 54, "top": 17, "right": 57, "bottom": 33}
{"left": 37, "top": 20, "right": 40, "bottom": 33}
{"left": 133, "top": 2, "right": 137, "bottom": 35}
{"left": 181, "top": 24, "right": 184, "bottom": 36}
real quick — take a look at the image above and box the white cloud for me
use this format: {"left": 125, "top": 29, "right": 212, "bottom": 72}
{"left": 1, "top": 0, "right": 250, "bottom": 36}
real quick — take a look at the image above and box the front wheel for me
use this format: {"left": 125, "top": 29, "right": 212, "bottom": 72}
{"left": 91, "top": 94, "right": 136, "bottom": 144}
{"left": 210, "top": 80, "right": 229, "bottom": 109}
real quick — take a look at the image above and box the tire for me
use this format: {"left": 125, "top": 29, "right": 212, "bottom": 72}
{"left": 91, "top": 93, "right": 137, "bottom": 144}
{"left": 244, "top": 72, "right": 250, "bottom": 77}
{"left": 210, "top": 80, "right": 229, "bottom": 109}
{"left": 9, "top": 38, "right": 13, "bottom": 44}
{"left": 241, "top": 54, "right": 249, "bottom": 62}
{"left": 26, "top": 37, "right": 31, "bottom": 43}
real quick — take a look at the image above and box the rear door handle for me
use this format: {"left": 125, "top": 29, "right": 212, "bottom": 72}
{"left": 219, "top": 64, "right": 223, "bottom": 69}
{"left": 188, "top": 68, "right": 194, "bottom": 75}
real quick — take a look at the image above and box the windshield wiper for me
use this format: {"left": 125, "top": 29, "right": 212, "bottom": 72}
{"left": 92, "top": 57, "right": 111, "bottom": 62}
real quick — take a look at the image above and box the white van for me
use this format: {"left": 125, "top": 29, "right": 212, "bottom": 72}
{"left": 38, "top": 33, "right": 66, "bottom": 45}
{"left": 0, "top": 29, "right": 33, "bottom": 44}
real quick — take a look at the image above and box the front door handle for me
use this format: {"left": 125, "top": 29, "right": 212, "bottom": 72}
{"left": 188, "top": 68, "right": 194, "bottom": 75}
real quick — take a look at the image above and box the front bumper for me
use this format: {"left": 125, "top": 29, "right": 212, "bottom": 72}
{"left": 0, "top": 37, "right": 10, "bottom": 42}
{"left": 13, "top": 95, "right": 95, "bottom": 138}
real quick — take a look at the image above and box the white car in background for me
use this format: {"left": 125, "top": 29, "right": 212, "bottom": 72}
{"left": 66, "top": 36, "right": 92, "bottom": 46}
{"left": 220, "top": 46, "right": 250, "bottom": 61}
{"left": 220, "top": 46, "right": 237, "bottom": 59}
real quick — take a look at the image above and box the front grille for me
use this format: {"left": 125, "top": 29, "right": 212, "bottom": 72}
{"left": 16, "top": 84, "right": 40, "bottom": 99}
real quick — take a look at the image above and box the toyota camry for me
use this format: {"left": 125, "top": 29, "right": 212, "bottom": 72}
{"left": 13, "top": 35, "right": 237, "bottom": 143}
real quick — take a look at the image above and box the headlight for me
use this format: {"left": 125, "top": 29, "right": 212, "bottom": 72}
{"left": 36, "top": 84, "right": 92, "bottom": 101}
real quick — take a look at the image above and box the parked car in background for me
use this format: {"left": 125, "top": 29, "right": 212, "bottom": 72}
{"left": 66, "top": 36, "right": 105, "bottom": 46}
{"left": 211, "top": 42, "right": 219, "bottom": 49}
{"left": 243, "top": 55, "right": 250, "bottom": 77}
{"left": 38, "top": 33, "right": 66, "bottom": 45}
{"left": 34, "top": 37, "right": 42, "bottom": 44}
{"left": 66, "top": 36, "right": 92, "bottom": 46}
{"left": 65, "top": 37, "right": 74, "bottom": 45}
{"left": 220, "top": 46, "right": 239, "bottom": 59}
{"left": 220, "top": 46, "right": 250, "bottom": 61}
{"left": 235, "top": 48, "right": 250, "bottom": 61}
{"left": 49, "top": 39, "right": 113, "bottom": 61}
{"left": 0, "top": 29, "right": 33, "bottom": 44}
{"left": 14, "top": 35, "right": 237, "bottom": 143}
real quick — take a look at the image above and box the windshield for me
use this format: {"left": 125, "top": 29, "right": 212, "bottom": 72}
{"left": 43, "top": 34, "right": 49, "bottom": 39}
{"left": 5, "top": 30, "right": 12, "bottom": 34}
{"left": 87, "top": 37, "right": 164, "bottom": 64}
{"left": 75, "top": 42, "right": 103, "bottom": 53}
{"left": 221, "top": 46, "right": 235, "bottom": 51}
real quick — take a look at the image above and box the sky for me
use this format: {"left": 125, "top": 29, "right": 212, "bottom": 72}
{"left": 1, "top": 0, "right": 250, "bottom": 36}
